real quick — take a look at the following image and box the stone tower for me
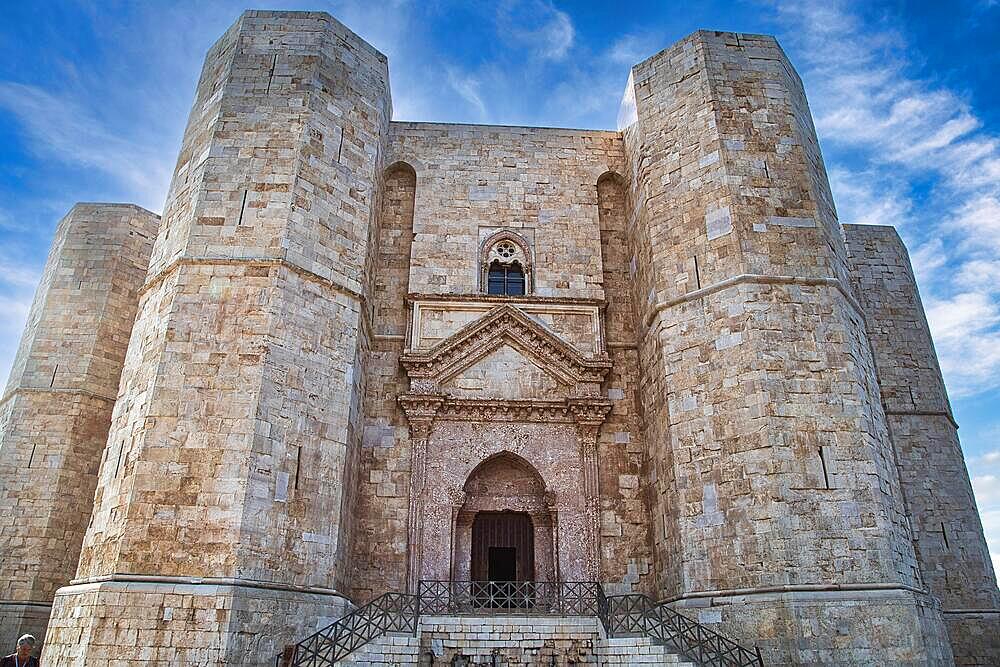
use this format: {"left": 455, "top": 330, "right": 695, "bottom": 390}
{"left": 0, "top": 204, "right": 157, "bottom": 652}
{"left": 620, "top": 31, "right": 953, "bottom": 662}
{"left": 0, "top": 9, "right": 991, "bottom": 667}
{"left": 40, "top": 11, "right": 390, "bottom": 663}
{"left": 845, "top": 224, "right": 1000, "bottom": 664}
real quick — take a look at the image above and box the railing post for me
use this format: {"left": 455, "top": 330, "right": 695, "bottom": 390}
{"left": 755, "top": 644, "right": 764, "bottom": 667}
{"left": 413, "top": 587, "right": 422, "bottom": 636}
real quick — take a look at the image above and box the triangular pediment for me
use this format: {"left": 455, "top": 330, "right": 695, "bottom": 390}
{"left": 443, "top": 343, "right": 565, "bottom": 400}
{"left": 401, "top": 305, "right": 610, "bottom": 387}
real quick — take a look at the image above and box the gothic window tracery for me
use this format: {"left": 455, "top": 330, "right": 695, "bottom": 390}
{"left": 481, "top": 232, "right": 532, "bottom": 296}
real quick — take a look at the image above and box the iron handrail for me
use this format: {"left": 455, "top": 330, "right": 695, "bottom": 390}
{"left": 276, "top": 591, "right": 418, "bottom": 667}
{"left": 276, "top": 583, "right": 762, "bottom": 667}
{"left": 417, "top": 580, "right": 609, "bottom": 626}
{"left": 606, "top": 593, "right": 763, "bottom": 667}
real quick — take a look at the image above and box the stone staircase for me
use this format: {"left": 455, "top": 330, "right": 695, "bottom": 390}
{"left": 279, "top": 582, "right": 760, "bottom": 667}
{"left": 334, "top": 615, "right": 696, "bottom": 666}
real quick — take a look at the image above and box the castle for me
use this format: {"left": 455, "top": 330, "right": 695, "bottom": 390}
{"left": 0, "top": 9, "right": 997, "bottom": 665}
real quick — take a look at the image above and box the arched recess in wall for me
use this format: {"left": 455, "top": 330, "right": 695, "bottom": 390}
{"left": 375, "top": 161, "right": 417, "bottom": 335}
{"left": 453, "top": 451, "right": 557, "bottom": 582}
{"left": 596, "top": 171, "right": 634, "bottom": 346}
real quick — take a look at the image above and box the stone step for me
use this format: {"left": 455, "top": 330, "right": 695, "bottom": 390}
{"left": 335, "top": 633, "right": 420, "bottom": 666}
{"left": 329, "top": 615, "right": 696, "bottom": 666}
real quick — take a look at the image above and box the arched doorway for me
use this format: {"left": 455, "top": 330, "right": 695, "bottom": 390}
{"left": 452, "top": 452, "right": 556, "bottom": 583}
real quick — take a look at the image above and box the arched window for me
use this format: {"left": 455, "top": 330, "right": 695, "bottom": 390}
{"left": 487, "top": 259, "right": 525, "bottom": 295}
{"left": 481, "top": 233, "right": 532, "bottom": 296}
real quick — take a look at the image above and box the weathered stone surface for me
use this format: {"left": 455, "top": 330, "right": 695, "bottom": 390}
{"left": 621, "top": 30, "right": 955, "bottom": 663}
{"left": 845, "top": 224, "right": 1000, "bottom": 666}
{"left": 41, "top": 9, "right": 390, "bottom": 664}
{"left": 0, "top": 10, "right": 990, "bottom": 667}
{"left": 0, "top": 204, "right": 157, "bottom": 655}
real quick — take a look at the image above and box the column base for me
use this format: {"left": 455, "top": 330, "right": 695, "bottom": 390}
{"left": 41, "top": 577, "right": 352, "bottom": 666}
{"left": 0, "top": 601, "right": 50, "bottom": 658}
{"left": 670, "top": 585, "right": 954, "bottom": 666}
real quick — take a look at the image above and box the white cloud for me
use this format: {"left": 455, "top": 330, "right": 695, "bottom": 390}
{"left": 950, "top": 195, "right": 1000, "bottom": 253}
{"left": 608, "top": 33, "right": 663, "bottom": 66}
{"left": 446, "top": 68, "right": 488, "bottom": 120}
{"left": 827, "top": 167, "right": 912, "bottom": 228}
{"left": 924, "top": 293, "right": 1000, "bottom": 398}
{"left": 496, "top": 1, "right": 575, "bottom": 61}
{"left": 0, "top": 82, "right": 173, "bottom": 211}
{"left": 0, "top": 256, "right": 40, "bottom": 289}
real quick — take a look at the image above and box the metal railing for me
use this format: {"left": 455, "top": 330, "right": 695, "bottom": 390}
{"left": 277, "top": 591, "right": 418, "bottom": 667}
{"left": 276, "top": 582, "right": 762, "bottom": 667}
{"left": 417, "top": 580, "right": 608, "bottom": 619}
{"left": 606, "top": 593, "right": 763, "bottom": 667}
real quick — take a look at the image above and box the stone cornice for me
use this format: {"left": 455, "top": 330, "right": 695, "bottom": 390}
{"left": 407, "top": 292, "right": 606, "bottom": 308}
{"left": 0, "top": 386, "right": 118, "bottom": 412}
{"left": 401, "top": 304, "right": 611, "bottom": 387}
{"left": 643, "top": 273, "right": 864, "bottom": 329}
{"left": 399, "top": 395, "right": 612, "bottom": 425}
{"left": 438, "top": 398, "right": 579, "bottom": 423}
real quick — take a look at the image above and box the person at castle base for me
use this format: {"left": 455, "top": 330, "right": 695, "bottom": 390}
{"left": 1, "top": 635, "right": 39, "bottom": 667}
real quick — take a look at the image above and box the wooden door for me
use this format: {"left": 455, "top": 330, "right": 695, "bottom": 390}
{"left": 470, "top": 511, "right": 534, "bottom": 581}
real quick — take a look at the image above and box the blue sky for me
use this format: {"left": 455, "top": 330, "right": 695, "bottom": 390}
{"left": 1, "top": 0, "right": 999, "bottom": 572}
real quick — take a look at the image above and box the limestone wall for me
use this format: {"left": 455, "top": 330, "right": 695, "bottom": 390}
{"left": 352, "top": 162, "right": 416, "bottom": 598}
{"left": 845, "top": 223, "right": 1000, "bottom": 666}
{"left": 0, "top": 203, "right": 157, "bottom": 654}
{"left": 351, "top": 120, "right": 652, "bottom": 599}
{"left": 622, "top": 30, "right": 952, "bottom": 663}
{"left": 389, "top": 122, "right": 623, "bottom": 300}
{"left": 41, "top": 10, "right": 391, "bottom": 665}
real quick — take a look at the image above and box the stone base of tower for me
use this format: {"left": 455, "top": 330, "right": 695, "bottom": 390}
{"left": 0, "top": 602, "right": 50, "bottom": 657}
{"left": 41, "top": 578, "right": 352, "bottom": 666}
{"left": 671, "top": 586, "right": 954, "bottom": 665}
{"left": 945, "top": 612, "right": 1000, "bottom": 666}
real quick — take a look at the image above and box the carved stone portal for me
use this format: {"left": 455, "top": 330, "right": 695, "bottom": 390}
{"left": 399, "top": 302, "right": 611, "bottom": 590}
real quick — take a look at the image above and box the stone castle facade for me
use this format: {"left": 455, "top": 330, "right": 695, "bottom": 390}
{"left": 0, "top": 9, "right": 997, "bottom": 665}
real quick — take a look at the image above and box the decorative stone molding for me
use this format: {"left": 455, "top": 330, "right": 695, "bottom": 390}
{"left": 479, "top": 230, "right": 534, "bottom": 294}
{"left": 398, "top": 302, "right": 612, "bottom": 588}
{"left": 401, "top": 304, "right": 611, "bottom": 389}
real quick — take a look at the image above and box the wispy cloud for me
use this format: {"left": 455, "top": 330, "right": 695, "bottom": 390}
{"left": 446, "top": 67, "right": 488, "bottom": 120}
{"left": 827, "top": 167, "right": 913, "bottom": 228}
{"left": 496, "top": 0, "right": 575, "bottom": 61}
{"left": 0, "top": 82, "right": 173, "bottom": 211}
{"left": 772, "top": 0, "right": 1000, "bottom": 575}
{"left": 608, "top": 32, "right": 664, "bottom": 66}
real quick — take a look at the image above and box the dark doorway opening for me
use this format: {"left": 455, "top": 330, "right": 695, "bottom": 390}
{"left": 488, "top": 546, "right": 517, "bottom": 582}
{"left": 471, "top": 511, "right": 534, "bottom": 582}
